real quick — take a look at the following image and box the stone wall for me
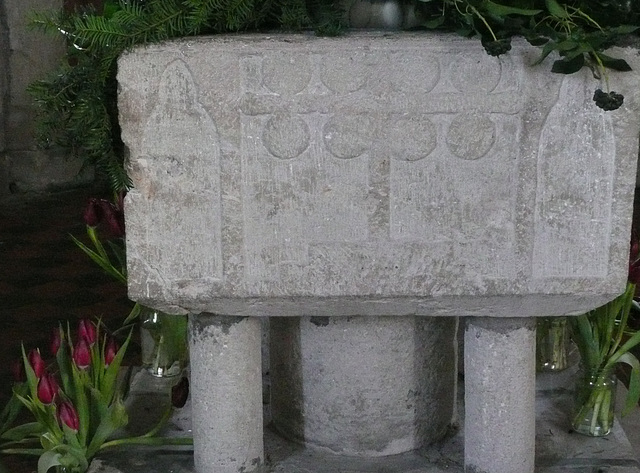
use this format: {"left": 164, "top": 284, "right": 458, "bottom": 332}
{"left": 0, "top": 0, "right": 91, "bottom": 195}
{"left": 0, "top": 0, "right": 9, "bottom": 156}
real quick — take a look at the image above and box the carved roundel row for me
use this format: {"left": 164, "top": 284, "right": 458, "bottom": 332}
{"left": 261, "top": 113, "right": 496, "bottom": 161}
{"left": 260, "top": 53, "right": 502, "bottom": 95}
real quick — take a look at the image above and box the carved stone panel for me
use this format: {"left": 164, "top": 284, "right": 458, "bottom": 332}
{"left": 118, "top": 33, "right": 640, "bottom": 316}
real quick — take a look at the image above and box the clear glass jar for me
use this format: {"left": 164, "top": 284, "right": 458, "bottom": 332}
{"left": 572, "top": 367, "right": 617, "bottom": 436}
{"left": 536, "top": 317, "right": 569, "bottom": 372}
{"left": 140, "top": 307, "right": 189, "bottom": 378}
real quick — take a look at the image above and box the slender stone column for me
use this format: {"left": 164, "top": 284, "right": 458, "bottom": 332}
{"left": 464, "top": 317, "right": 536, "bottom": 473}
{"left": 189, "top": 314, "right": 263, "bottom": 473}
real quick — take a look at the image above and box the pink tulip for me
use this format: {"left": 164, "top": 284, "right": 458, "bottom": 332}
{"left": 82, "top": 198, "right": 103, "bottom": 227}
{"left": 99, "top": 200, "right": 125, "bottom": 238}
{"left": 28, "top": 349, "right": 45, "bottom": 379}
{"left": 73, "top": 339, "right": 91, "bottom": 370}
{"left": 104, "top": 337, "right": 118, "bottom": 367}
{"left": 37, "top": 373, "right": 59, "bottom": 405}
{"left": 57, "top": 401, "right": 80, "bottom": 432}
{"left": 50, "top": 326, "right": 62, "bottom": 357}
{"left": 78, "top": 319, "right": 96, "bottom": 346}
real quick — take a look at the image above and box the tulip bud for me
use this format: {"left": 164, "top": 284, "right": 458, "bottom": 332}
{"left": 82, "top": 198, "right": 103, "bottom": 227}
{"left": 57, "top": 401, "right": 80, "bottom": 432}
{"left": 28, "top": 349, "right": 46, "bottom": 379}
{"left": 73, "top": 339, "right": 91, "bottom": 370}
{"left": 10, "top": 359, "right": 25, "bottom": 383}
{"left": 37, "top": 373, "right": 59, "bottom": 405}
{"left": 78, "top": 319, "right": 96, "bottom": 346}
{"left": 171, "top": 376, "right": 189, "bottom": 408}
{"left": 50, "top": 326, "right": 63, "bottom": 357}
{"left": 100, "top": 200, "right": 125, "bottom": 238}
{"left": 104, "top": 337, "right": 118, "bottom": 367}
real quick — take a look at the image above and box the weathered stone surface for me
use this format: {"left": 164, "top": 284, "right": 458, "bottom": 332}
{"left": 270, "top": 316, "right": 458, "bottom": 455}
{"left": 465, "top": 317, "right": 536, "bottom": 473}
{"left": 120, "top": 33, "right": 640, "bottom": 317}
{"left": 188, "top": 314, "right": 263, "bottom": 473}
{"left": 0, "top": 0, "right": 91, "bottom": 195}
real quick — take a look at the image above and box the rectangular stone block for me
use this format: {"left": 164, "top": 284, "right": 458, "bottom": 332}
{"left": 118, "top": 33, "right": 640, "bottom": 317}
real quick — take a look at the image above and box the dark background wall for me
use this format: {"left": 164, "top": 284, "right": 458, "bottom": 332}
{"left": 0, "top": 0, "right": 92, "bottom": 196}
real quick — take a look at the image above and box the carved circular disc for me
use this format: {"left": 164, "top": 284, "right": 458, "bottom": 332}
{"left": 323, "top": 115, "right": 375, "bottom": 159}
{"left": 383, "top": 116, "right": 437, "bottom": 161}
{"left": 263, "top": 114, "right": 310, "bottom": 159}
{"left": 446, "top": 113, "right": 496, "bottom": 160}
{"left": 262, "top": 55, "right": 312, "bottom": 95}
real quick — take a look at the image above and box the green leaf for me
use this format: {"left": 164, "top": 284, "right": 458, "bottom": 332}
{"left": 37, "top": 450, "right": 62, "bottom": 473}
{"left": 617, "top": 352, "right": 640, "bottom": 416}
{"left": 526, "top": 36, "right": 549, "bottom": 46}
{"left": 610, "top": 25, "right": 640, "bottom": 35}
{"left": 480, "top": 0, "right": 541, "bottom": 17}
{"left": 56, "top": 330, "right": 74, "bottom": 400}
{"left": 122, "top": 302, "right": 142, "bottom": 325}
{"left": 551, "top": 54, "right": 585, "bottom": 74}
{"left": 424, "top": 16, "right": 446, "bottom": 29}
{"left": 597, "top": 54, "right": 633, "bottom": 72}
{"left": 0, "top": 422, "right": 45, "bottom": 441}
{"left": 61, "top": 423, "right": 83, "bottom": 451}
{"left": 100, "top": 328, "right": 133, "bottom": 403}
{"left": 0, "top": 384, "right": 28, "bottom": 434}
{"left": 86, "top": 399, "right": 128, "bottom": 458}
{"left": 532, "top": 41, "right": 557, "bottom": 65}
{"left": 544, "top": 0, "right": 569, "bottom": 18}
{"left": 71, "top": 366, "right": 90, "bottom": 447}
{"left": 21, "top": 345, "right": 40, "bottom": 401}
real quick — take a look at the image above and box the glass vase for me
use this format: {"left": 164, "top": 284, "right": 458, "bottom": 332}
{"left": 140, "top": 307, "right": 189, "bottom": 378}
{"left": 572, "top": 367, "right": 617, "bottom": 436}
{"left": 536, "top": 317, "right": 569, "bottom": 372}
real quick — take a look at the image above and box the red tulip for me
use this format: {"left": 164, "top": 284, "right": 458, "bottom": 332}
{"left": 10, "top": 359, "right": 25, "bottom": 383}
{"left": 50, "top": 326, "right": 63, "bottom": 357}
{"left": 28, "top": 349, "right": 46, "bottom": 379}
{"left": 57, "top": 401, "right": 80, "bottom": 432}
{"left": 82, "top": 198, "right": 103, "bottom": 227}
{"left": 78, "top": 319, "right": 96, "bottom": 346}
{"left": 104, "top": 337, "right": 118, "bottom": 367}
{"left": 73, "top": 339, "right": 91, "bottom": 370}
{"left": 99, "top": 200, "right": 125, "bottom": 238}
{"left": 37, "top": 373, "right": 59, "bottom": 405}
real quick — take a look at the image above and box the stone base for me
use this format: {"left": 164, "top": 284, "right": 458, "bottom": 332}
{"left": 89, "top": 367, "right": 640, "bottom": 473}
{"left": 270, "top": 316, "right": 458, "bottom": 456}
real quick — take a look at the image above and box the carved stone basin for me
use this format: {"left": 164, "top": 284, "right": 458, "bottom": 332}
{"left": 118, "top": 33, "right": 640, "bottom": 473}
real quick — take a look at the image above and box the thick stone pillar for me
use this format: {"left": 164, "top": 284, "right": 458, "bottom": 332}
{"left": 464, "top": 317, "right": 536, "bottom": 473}
{"left": 189, "top": 314, "right": 263, "bottom": 473}
{"left": 270, "top": 316, "right": 458, "bottom": 456}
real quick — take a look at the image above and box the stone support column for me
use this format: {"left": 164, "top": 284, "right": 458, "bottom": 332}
{"left": 270, "top": 316, "right": 458, "bottom": 456}
{"left": 189, "top": 314, "right": 263, "bottom": 473}
{"left": 464, "top": 317, "right": 536, "bottom": 473}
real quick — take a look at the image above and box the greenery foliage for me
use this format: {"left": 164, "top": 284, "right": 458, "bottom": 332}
{"left": 28, "top": 0, "right": 639, "bottom": 192}
{"left": 570, "top": 282, "right": 640, "bottom": 434}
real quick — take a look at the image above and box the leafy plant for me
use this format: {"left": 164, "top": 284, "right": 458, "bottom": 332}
{"left": 0, "top": 319, "right": 191, "bottom": 473}
{"left": 27, "top": 0, "right": 639, "bottom": 194}
{"left": 414, "top": 0, "right": 638, "bottom": 108}
{"left": 569, "top": 239, "right": 640, "bottom": 436}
